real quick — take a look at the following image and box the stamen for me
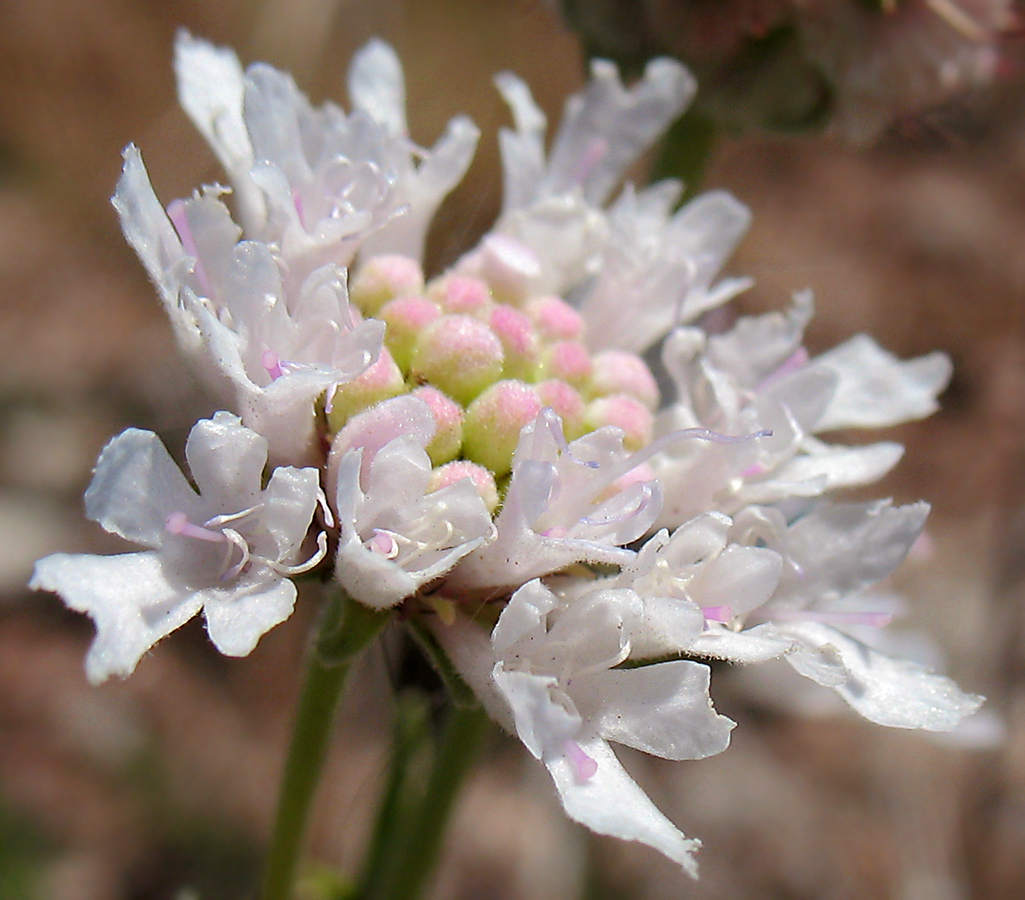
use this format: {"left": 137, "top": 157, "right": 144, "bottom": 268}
{"left": 771, "top": 609, "right": 893, "bottom": 628}
{"left": 316, "top": 488, "right": 335, "bottom": 529}
{"left": 220, "top": 528, "right": 251, "bottom": 580}
{"left": 165, "top": 511, "right": 225, "bottom": 543}
{"left": 562, "top": 739, "right": 598, "bottom": 780}
{"left": 581, "top": 483, "right": 654, "bottom": 526}
{"left": 539, "top": 407, "right": 599, "bottom": 469}
{"left": 204, "top": 505, "right": 263, "bottom": 529}
{"left": 702, "top": 605, "right": 733, "bottom": 624}
{"left": 269, "top": 531, "right": 329, "bottom": 575}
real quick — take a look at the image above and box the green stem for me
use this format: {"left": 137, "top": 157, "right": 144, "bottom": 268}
{"left": 359, "top": 702, "right": 490, "bottom": 900}
{"left": 261, "top": 590, "right": 393, "bottom": 900}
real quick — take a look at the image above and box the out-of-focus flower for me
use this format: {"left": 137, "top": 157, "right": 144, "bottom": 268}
{"left": 31, "top": 413, "right": 322, "bottom": 683}
{"left": 560, "top": 0, "right": 1015, "bottom": 141}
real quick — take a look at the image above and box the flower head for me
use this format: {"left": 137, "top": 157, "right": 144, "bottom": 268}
{"left": 40, "top": 32, "right": 986, "bottom": 877}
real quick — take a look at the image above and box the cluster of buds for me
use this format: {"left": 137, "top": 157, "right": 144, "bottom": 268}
{"left": 31, "top": 32, "right": 982, "bottom": 874}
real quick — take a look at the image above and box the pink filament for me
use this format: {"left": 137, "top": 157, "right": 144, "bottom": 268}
{"left": 702, "top": 605, "right": 733, "bottom": 623}
{"left": 563, "top": 739, "right": 598, "bottom": 781}
{"left": 165, "top": 511, "right": 224, "bottom": 543}
{"left": 572, "top": 138, "right": 609, "bottom": 186}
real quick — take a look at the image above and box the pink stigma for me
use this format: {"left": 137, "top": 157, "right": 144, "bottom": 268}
{"left": 702, "top": 605, "right": 733, "bottom": 624}
{"left": 563, "top": 739, "right": 598, "bottom": 781}
{"left": 262, "top": 350, "right": 285, "bottom": 380}
{"left": 165, "top": 512, "right": 224, "bottom": 543}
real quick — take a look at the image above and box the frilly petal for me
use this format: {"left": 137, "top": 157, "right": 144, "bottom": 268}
{"left": 782, "top": 621, "right": 984, "bottom": 731}
{"left": 546, "top": 737, "right": 701, "bottom": 877}
{"left": 84, "top": 428, "right": 200, "bottom": 549}
{"left": 200, "top": 573, "right": 298, "bottom": 657}
{"left": 30, "top": 552, "right": 200, "bottom": 684}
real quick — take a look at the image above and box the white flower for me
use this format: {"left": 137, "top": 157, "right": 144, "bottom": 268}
{"left": 438, "top": 579, "right": 734, "bottom": 877}
{"left": 329, "top": 395, "right": 496, "bottom": 608}
{"left": 175, "top": 32, "right": 479, "bottom": 272}
{"left": 652, "top": 292, "right": 952, "bottom": 524}
{"left": 113, "top": 147, "right": 384, "bottom": 463}
{"left": 688, "top": 500, "right": 984, "bottom": 730}
{"left": 30, "top": 413, "right": 322, "bottom": 683}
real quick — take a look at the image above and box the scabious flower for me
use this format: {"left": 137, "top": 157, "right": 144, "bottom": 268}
{"left": 31, "top": 413, "right": 322, "bottom": 683}
{"left": 32, "top": 31, "right": 983, "bottom": 877}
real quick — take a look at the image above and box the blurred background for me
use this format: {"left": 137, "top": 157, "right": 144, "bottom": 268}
{"left": 2, "top": 1, "right": 1025, "bottom": 897}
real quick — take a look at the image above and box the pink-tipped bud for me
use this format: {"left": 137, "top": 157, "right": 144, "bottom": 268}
{"left": 526, "top": 295, "right": 585, "bottom": 341}
{"left": 536, "top": 379, "right": 586, "bottom": 440}
{"left": 490, "top": 304, "right": 540, "bottom": 381}
{"left": 326, "top": 347, "right": 406, "bottom": 432}
{"left": 542, "top": 340, "right": 593, "bottom": 389}
{"left": 428, "top": 274, "right": 493, "bottom": 317}
{"left": 349, "top": 255, "right": 424, "bottom": 316}
{"left": 587, "top": 350, "right": 660, "bottom": 411}
{"left": 412, "top": 385, "right": 464, "bottom": 466}
{"left": 428, "top": 460, "right": 500, "bottom": 514}
{"left": 463, "top": 380, "right": 543, "bottom": 477}
{"left": 585, "top": 394, "right": 653, "bottom": 451}
{"left": 380, "top": 295, "right": 442, "bottom": 373}
{"left": 410, "top": 315, "right": 505, "bottom": 406}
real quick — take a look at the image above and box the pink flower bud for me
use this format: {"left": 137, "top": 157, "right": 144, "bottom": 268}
{"left": 428, "top": 460, "right": 500, "bottom": 514}
{"left": 410, "top": 315, "right": 505, "bottom": 406}
{"left": 412, "top": 385, "right": 464, "bottom": 466}
{"left": 380, "top": 295, "right": 442, "bottom": 372}
{"left": 587, "top": 350, "right": 660, "bottom": 410}
{"left": 490, "top": 304, "right": 540, "bottom": 381}
{"left": 526, "top": 295, "right": 585, "bottom": 341}
{"left": 585, "top": 393, "right": 653, "bottom": 451}
{"left": 327, "top": 347, "right": 406, "bottom": 432}
{"left": 349, "top": 254, "right": 424, "bottom": 316}
{"left": 463, "top": 380, "right": 543, "bottom": 477}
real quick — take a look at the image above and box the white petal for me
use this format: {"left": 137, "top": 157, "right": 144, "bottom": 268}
{"left": 200, "top": 573, "right": 297, "bottom": 657}
{"left": 777, "top": 500, "right": 929, "bottom": 607}
{"left": 174, "top": 31, "right": 259, "bottom": 225}
{"left": 810, "top": 335, "right": 952, "bottom": 431}
{"left": 184, "top": 411, "right": 269, "bottom": 506}
{"left": 574, "top": 661, "right": 734, "bottom": 761}
{"left": 547, "top": 58, "right": 695, "bottom": 206}
{"left": 31, "top": 552, "right": 200, "bottom": 683}
{"left": 782, "top": 621, "right": 984, "bottom": 730}
{"left": 259, "top": 466, "right": 321, "bottom": 562}
{"left": 84, "top": 428, "right": 200, "bottom": 548}
{"left": 494, "top": 71, "right": 548, "bottom": 211}
{"left": 348, "top": 38, "right": 407, "bottom": 137}
{"left": 547, "top": 737, "right": 701, "bottom": 877}
{"left": 686, "top": 545, "right": 783, "bottom": 617}
{"left": 492, "top": 578, "right": 560, "bottom": 654}
{"left": 689, "top": 622, "right": 796, "bottom": 663}
{"left": 494, "top": 666, "right": 580, "bottom": 761}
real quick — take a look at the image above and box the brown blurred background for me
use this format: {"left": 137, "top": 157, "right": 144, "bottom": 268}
{"left": 2, "top": 1, "right": 1025, "bottom": 898}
